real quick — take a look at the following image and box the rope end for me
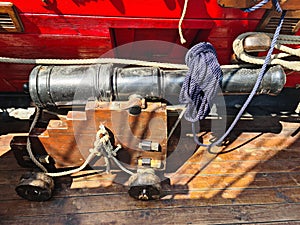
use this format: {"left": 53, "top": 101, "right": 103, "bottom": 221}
{"left": 180, "top": 36, "right": 187, "bottom": 44}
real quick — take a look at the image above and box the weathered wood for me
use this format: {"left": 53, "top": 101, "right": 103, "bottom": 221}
{"left": 2, "top": 170, "right": 300, "bottom": 201}
{"left": 1, "top": 186, "right": 300, "bottom": 219}
{"left": 1, "top": 109, "right": 300, "bottom": 224}
{"left": 0, "top": 134, "right": 15, "bottom": 157}
{"left": 257, "top": 10, "right": 300, "bottom": 34}
{"left": 36, "top": 101, "right": 168, "bottom": 169}
{"left": 2, "top": 202, "right": 300, "bottom": 225}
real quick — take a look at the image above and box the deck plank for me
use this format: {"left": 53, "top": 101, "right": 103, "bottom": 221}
{"left": 2, "top": 203, "right": 300, "bottom": 225}
{"left": 1, "top": 116, "right": 300, "bottom": 224}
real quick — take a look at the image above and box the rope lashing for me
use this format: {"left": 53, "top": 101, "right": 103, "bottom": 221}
{"left": 233, "top": 32, "right": 300, "bottom": 71}
{"left": 243, "top": 0, "right": 282, "bottom": 13}
{"left": 235, "top": 1, "right": 300, "bottom": 70}
{"left": 45, "top": 124, "right": 133, "bottom": 177}
{"left": 26, "top": 109, "right": 133, "bottom": 177}
{"left": 179, "top": 42, "right": 223, "bottom": 123}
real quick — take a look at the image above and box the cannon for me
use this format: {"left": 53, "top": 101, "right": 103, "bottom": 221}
{"left": 11, "top": 63, "right": 286, "bottom": 201}
{"left": 29, "top": 64, "right": 286, "bottom": 108}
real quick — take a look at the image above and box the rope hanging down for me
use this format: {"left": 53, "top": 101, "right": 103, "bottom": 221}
{"left": 179, "top": 42, "right": 223, "bottom": 122}
{"left": 178, "top": 0, "right": 189, "bottom": 44}
{"left": 181, "top": 2, "right": 286, "bottom": 151}
{"left": 178, "top": 0, "right": 282, "bottom": 44}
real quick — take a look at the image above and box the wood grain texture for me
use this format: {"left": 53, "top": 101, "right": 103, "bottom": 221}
{"left": 1, "top": 115, "right": 300, "bottom": 224}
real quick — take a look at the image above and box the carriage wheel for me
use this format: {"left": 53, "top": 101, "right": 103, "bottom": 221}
{"left": 15, "top": 172, "right": 54, "bottom": 201}
{"left": 128, "top": 168, "right": 161, "bottom": 200}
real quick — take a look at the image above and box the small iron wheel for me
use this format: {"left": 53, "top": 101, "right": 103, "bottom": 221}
{"left": 128, "top": 168, "right": 161, "bottom": 200}
{"left": 15, "top": 172, "right": 54, "bottom": 201}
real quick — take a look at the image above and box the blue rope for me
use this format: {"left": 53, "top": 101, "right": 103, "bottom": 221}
{"left": 180, "top": 5, "right": 286, "bottom": 150}
{"left": 179, "top": 42, "right": 223, "bottom": 123}
{"left": 243, "top": 0, "right": 269, "bottom": 12}
{"left": 208, "top": 9, "right": 287, "bottom": 149}
{"left": 272, "top": 0, "right": 283, "bottom": 12}
{"left": 244, "top": 0, "right": 282, "bottom": 13}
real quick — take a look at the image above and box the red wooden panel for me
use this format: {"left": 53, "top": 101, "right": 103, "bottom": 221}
{"left": 7, "top": 0, "right": 264, "bottom": 19}
{"left": 0, "top": 0, "right": 298, "bottom": 91}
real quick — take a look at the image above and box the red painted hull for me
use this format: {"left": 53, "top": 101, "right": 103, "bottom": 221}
{"left": 0, "top": 0, "right": 299, "bottom": 92}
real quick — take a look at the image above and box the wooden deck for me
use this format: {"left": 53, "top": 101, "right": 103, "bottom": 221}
{"left": 1, "top": 94, "right": 300, "bottom": 224}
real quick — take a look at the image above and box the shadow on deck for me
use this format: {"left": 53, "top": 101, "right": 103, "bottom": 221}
{"left": 0, "top": 88, "right": 299, "bottom": 224}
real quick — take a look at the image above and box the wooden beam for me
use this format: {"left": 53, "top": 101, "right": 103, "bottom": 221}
{"left": 218, "top": 0, "right": 300, "bottom": 11}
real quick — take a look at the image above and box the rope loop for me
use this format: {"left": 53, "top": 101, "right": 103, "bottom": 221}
{"left": 179, "top": 42, "right": 223, "bottom": 122}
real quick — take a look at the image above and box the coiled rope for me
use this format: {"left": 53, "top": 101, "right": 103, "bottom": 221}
{"left": 181, "top": 1, "right": 287, "bottom": 152}
{"left": 179, "top": 42, "right": 223, "bottom": 122}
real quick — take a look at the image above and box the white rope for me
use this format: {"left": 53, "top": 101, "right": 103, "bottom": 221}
{"left": 0, "top": 56, "right": 189, "bottom": 69}
{"left": 233, "top": 32, "right": 300, "bottom": 71}
{"left": 26, "top": 117, "right": 109, "bottom": 177}
{"left": 178, "top": 0, "right": 189, "bottom": 44}
{"left": 46, "top": 152, "right": 96, "bottom": 177}
{"left": 111, "top": 156, "right": 134, "bottom": 176}
{"left": 45, "top": 124, "right": 133, "bottom": 177}
{"left": 0, "top": 55, "right": 251, "bottom": 71}
{"left": 46, "top": 124, "right": 109, "bottom": 177}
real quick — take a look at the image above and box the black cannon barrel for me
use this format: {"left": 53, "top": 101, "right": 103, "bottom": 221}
{"left": 29, "top": 64, "right": 286, "bottom": 108}
{"left": 29, "top": 64, "right": 113, "bottom": 108}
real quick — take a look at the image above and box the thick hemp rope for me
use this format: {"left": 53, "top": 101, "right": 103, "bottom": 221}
{"left": 233, "top": 32, "right": 300, "bottom": 71}
{"left": 0, "top": 57, "right": 189, "bottom": 69}
{"left": 234, "top": 1, "right": 300, "bottom": 71}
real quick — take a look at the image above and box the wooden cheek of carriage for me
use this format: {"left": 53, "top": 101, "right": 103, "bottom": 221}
{"left": 11, "top": 98, "right": 189, "bottom": 201}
